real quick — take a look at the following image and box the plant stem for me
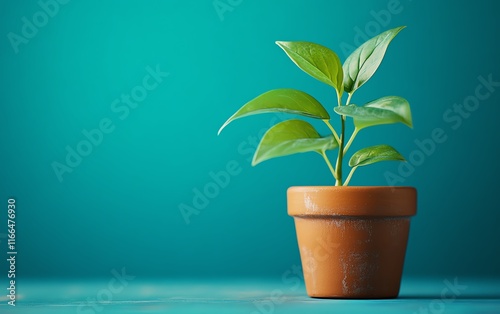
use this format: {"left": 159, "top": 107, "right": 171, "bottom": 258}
{"left": 323, "top": 120, "right": 340, "bottom": 143}
{"left": 344, "top": 166, "right": 357, "bottom": 186}
{"left": 343, "top": 128, "right": 359, "bottom": 154}
{"left": 335, "top": 93, "right": 345, "bottom": 186}
{"left": 321, "top": 151, "right": 337, "bottom": 181}
{"left": 346, "top": 93, "right": 353, "bottom": 106}
{"left": 334, "top": 92, "right": 354, "bottom": 186}
{"left": 335, "top": 116, "right": 345, "bottom": 186}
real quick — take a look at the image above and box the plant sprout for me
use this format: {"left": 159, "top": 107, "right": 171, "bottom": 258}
{"left": 218, "top": 26, "right": 412, "bottom": 186}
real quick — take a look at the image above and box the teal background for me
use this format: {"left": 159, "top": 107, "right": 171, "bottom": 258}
{"left": 1, "top": 0, "right": 499, "bottom": 282}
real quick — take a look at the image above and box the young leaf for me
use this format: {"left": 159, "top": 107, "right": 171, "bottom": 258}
{"left": 349, "top": 144, "right": 405, "bottom": 167}
{"left": 334, "top": 96, "right": 412, "bottom": 130}
{"left": 218, "top": 89, "right": 330, "bottom": 135}
{"left": 253, "top": 119, "right": 338, "bottom": 166}
{"left": 276, "top": 41, "right": 343, "bottom": 96}
{"left": 343, "top": 26, "right": 405, "bottom": 94}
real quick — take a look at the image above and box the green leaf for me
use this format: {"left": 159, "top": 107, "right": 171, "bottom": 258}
{"left": 349, "top": 145, "right": 405, "bottom": 167}
{"left": 218, "top": 89, "right": 330, "bottom": 135}
{"left": 343, "top": 26, "right": 405, "bottom": 94}
{"left": 253, "top": 119, "right": 338, "bottom": 166}
{"left": 334, "top": 96, "right": 412, "bottom": 130}
{"left": 276, "top": 41, "right": 343, "bottom": 96}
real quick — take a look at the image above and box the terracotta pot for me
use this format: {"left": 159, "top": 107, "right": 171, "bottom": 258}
{"left": 287, "top": 186, "right": 417, "bottom": 299}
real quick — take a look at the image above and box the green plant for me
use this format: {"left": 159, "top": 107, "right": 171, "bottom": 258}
{"left": 218, "top": 26, "right": 412, "bottom": 186}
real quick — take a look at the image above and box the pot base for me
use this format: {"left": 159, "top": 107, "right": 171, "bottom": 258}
{"left": 294, "top": 216, "right": 409, "bottom": 298}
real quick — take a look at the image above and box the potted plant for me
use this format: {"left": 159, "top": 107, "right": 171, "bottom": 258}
{"left": 218, "top": 26, "right": 416, "bottom": 299}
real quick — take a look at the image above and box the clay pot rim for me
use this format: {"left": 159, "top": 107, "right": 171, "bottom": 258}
{"left": 287, "top": 186, "right": 417, "bottom": 217}
{"left": 288, "top": 185, "right": 415, "bottom": 190}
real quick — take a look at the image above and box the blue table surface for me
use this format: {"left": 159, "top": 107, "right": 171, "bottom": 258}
{"left": 1, "top": 277, "right": 499, "bottom": 313}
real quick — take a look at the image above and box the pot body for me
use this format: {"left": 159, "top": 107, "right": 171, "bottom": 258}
{"left": 288, "top": 186, "right": 417, "bottom": 299}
